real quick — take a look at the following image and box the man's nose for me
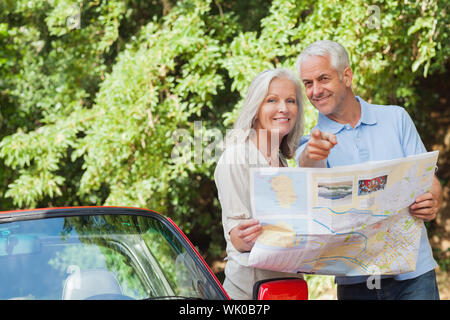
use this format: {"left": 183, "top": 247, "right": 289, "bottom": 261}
{"left": 312, "top": 82, "right": 324, "bottom": 97}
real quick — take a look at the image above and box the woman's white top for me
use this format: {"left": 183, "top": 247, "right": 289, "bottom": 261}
{"left": 214, "top": 138, "right": 302, "bottom": 299}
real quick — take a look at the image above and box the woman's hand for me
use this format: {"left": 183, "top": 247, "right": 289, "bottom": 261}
{"left": 229, "top": 219, "right": 262, "bottom": 252}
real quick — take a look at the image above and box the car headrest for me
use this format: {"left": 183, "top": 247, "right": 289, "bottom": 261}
{"left": 62, "top": 269, "right": 123, "bottom": 300}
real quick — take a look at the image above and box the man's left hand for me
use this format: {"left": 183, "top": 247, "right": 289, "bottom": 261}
{"left": 409, "top": 175, "right": 442, "bottom": 222}
{"left": 409, "top": 192, "right": 438, "bottom": 222}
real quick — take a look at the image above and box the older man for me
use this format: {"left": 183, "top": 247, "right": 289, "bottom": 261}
{"left": 296, "top": 40, "right": 442, "bottom": 300}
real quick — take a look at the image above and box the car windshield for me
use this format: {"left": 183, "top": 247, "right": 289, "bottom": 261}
{"left": 0, "top": 212, "right": 222, "bottom": 300}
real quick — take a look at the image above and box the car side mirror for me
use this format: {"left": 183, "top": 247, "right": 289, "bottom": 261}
{"left": 253, "top": 277, "right": 308, "bottom": 300}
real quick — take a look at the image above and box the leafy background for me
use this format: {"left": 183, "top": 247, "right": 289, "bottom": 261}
{"left": 0, "top": 0, "right": 448, "bottom": 298}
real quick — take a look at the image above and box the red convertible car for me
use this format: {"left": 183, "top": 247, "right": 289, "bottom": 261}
{"left": 0, "top": 206, "right": 307, "bottom": 300}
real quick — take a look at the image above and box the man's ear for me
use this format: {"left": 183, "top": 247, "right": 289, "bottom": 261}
{"left": 342, "top": 66, "right": 353, "bottom": 87}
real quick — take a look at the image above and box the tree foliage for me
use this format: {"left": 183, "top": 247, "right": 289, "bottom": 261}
{"left": 0, "top": 0, "right": 448, "bottom": 260}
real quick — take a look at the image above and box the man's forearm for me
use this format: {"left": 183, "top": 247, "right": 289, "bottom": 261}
{"left": 298, "top": 149, "right": 328, "bottom": 168}
{"left": 431, "top": 175, "right": 443, "bottom": 211}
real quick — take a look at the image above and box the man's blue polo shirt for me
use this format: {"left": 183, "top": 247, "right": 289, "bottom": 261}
{"left": 296, "top": 96, "right": 437, "bottom": 285}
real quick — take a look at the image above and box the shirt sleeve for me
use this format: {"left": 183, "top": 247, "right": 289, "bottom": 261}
{"left": 214, "top": 146, "right": 252, "bottom": 237}
{"left": 399, "top": 108, "right": 427, "bottom": 156}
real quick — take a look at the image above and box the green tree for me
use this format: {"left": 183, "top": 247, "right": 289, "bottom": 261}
{"left": 0, "top": 0, "right": 448, "bottom": 263}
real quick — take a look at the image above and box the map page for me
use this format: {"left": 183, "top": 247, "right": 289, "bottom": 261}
{"left": 247, "top": 151, "right": 438, "bottom": 276}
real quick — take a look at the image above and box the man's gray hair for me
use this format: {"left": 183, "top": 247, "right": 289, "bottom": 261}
{"left": 231, "top": 68, "right": 304, "bottom": 159}
{"left": 296, "top": 40, "right": 350, "bottom": 79}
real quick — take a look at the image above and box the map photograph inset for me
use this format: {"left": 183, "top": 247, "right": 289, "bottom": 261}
{"left": 317, "top": 179, "right": 353, "bottom": 207}
{"left": 358, "top": 174, "right": 388, "bottom": 196}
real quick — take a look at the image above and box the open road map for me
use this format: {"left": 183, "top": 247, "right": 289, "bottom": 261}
{"left": 247, "top": 151, "right": 438, "bottom": 276}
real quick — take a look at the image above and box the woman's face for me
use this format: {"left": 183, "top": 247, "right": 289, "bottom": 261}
{"left": 254, "top": 77, "right": 298, "bottom": 139}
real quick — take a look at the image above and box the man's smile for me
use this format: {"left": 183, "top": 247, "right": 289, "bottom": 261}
{"left": 312, "top": 93, "right": 332, "bottom": 103}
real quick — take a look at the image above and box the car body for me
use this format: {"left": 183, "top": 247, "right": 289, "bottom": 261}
{"left": 0, "top": 206, "right": 307, "bottom": 300}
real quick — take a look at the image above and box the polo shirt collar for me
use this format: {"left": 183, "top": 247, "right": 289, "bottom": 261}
{"left": 316, "top": 96, "right": 377, "bottom": 134}
{"left": 356, "top": 96, "right": 377, "bottom": 126}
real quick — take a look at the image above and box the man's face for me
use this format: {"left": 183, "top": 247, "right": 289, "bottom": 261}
{"left": 300, "top": 55, "right": 351, "bottom": 120}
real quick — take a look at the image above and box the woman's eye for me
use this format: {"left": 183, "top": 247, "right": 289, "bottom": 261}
{"left": 267, "top": 98, "right": 276, "bottom": 103}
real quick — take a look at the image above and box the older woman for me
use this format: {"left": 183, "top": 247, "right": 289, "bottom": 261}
{"left": 214, "top": 68, "right": 304, "bottom": 299}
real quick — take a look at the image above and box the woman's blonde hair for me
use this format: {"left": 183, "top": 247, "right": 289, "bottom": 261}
{"left": 231, "top": 68, "right": 304, "bottom": 159}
